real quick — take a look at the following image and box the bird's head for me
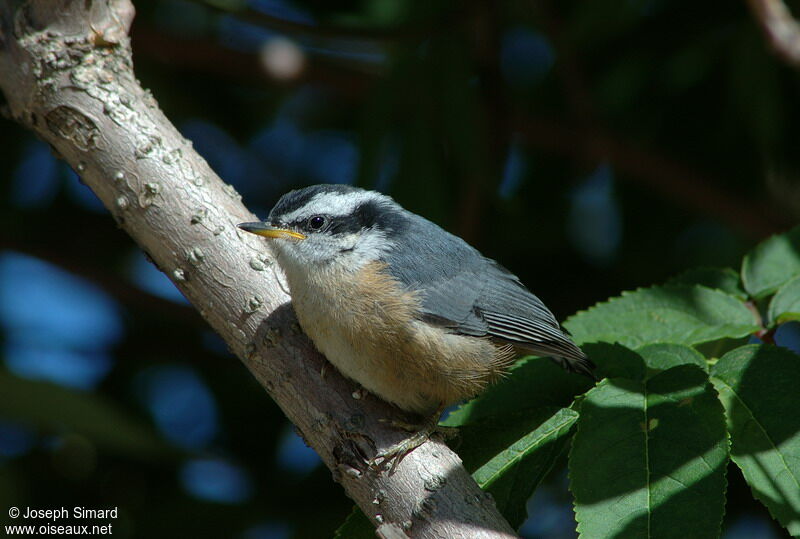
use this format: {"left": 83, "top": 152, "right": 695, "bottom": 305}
{"left": 238, "top": 184, "right": 407, "bottom": 274}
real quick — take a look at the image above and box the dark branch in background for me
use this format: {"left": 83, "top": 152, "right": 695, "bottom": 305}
{"left": 131, "top": 21, "right": 789, "bottom": 240}
{"left": 530, "top": 0, "right": 788, "bottom": 239}
{"left": 213, "top": 4, "right": 432, "bottom": 41}
{"left": 514, "top": 116, "right": 786, "bottom": 239}
{"left": 131, "top": 25, "right": 374, "bottom": 98}
{"left": 0, "top": 209, "right": 198, "bottom": 324}
{"left": 746, "top": 0, "right": 800, "bottom": 68}
{"left": 458, "top": 0, "right": 509, "bottom": 243}
{"left": 3, "top": 238, "right": 196, "bottom": 321}
{"left": 534, "top": 0, "right": 597, "bottom": 126}
{"left": 0, "top": 0, "right": 516, "bottom": 536}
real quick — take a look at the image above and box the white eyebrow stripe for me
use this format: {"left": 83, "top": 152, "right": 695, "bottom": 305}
{"left": 279, "top": 190, "right": 389, "bottom": 223}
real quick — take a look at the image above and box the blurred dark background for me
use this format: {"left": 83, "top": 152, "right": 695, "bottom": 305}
{"left": 0, "top": 0, "right": 798, "bottom": 537}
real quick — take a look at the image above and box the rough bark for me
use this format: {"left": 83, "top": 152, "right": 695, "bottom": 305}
{"left": 0, "top": 0, "right": 517, "bottom": 536}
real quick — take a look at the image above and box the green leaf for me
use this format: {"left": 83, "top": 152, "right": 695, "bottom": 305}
{"left": 0, "top": 370, "right": 175, "bottom": 459}
{"left": 581, "top": 342, "right": 706, "bottom": 383}
{"left": 767, "top": 275, "right": 800, "bottom": 325}
{"left": 742, "top": 225, "right": 800, "bottom": 299}
{"left": 442, "top": 359, "right": 590, "bottom": 529}
{"left": 711, "top": 345, "right": 800, "bottom": 535}
{"left": 570, "top": 365, "right": 728, "bottom": 539}
{"left": 563, "top": 284, "right": 758, "bottom": 349}
{"left": 333, "top": 506, "right": 374, "bottom": 539}
{"left": 472, "top": 408, "right": 578, "bottom": 529}
{"left": 667, "top": 267, "right": 746, "bottom": 300}
{"left": 453, "top": 406, "right": 565, "bottom": 475}
{"left": 443, "top": 357, "right": 593, "bottom": 429}
{"left": 637, "top": 343, "right": 708, "bottom": 374}
{"left": 443, "top": 360, "right": 588, "bottom": 482}
{"left": 585, "top": 342, "right": 647, "bottom": 381}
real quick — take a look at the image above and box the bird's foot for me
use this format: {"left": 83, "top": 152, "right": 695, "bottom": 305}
{"left": 368, "top": 411, "right": 456, "bottom": 474}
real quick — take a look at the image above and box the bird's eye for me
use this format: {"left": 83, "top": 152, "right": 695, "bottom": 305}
{"left": 308, "top": 216, "right": 326, "bottom": 230}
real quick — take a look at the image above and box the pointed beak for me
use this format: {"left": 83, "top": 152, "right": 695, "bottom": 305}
{"left": 238, "top": 222, "right": 306, "bottom": 241}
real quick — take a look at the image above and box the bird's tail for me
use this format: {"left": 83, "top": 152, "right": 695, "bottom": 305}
{"left": 519, "top": 339, "right": 597, "bottom": 381}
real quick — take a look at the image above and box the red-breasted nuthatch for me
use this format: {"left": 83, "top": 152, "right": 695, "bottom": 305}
{"left": 239, "top": 185, "right": 593, "bottom": 461}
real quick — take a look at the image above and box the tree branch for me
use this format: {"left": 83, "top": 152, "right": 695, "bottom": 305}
{"left": 746, "top": 0, "right": 800, "bottom": 68}
{"left": 0, "top": 0, "right": 516, "bottom": 536}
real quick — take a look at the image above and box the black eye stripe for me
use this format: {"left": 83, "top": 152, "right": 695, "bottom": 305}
{"left": 287, "top": 201, "right": 408, "bottom": 235}
{"left": 293, "top": 214, "right": 361, "bottom": 234}
{"left": 285, "top": 203, "right": 407, "bottom": 235}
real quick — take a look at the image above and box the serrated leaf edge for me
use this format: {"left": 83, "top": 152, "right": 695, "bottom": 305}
{"left": 565, "top": 283, "right": 744, "bottom": 325}
{"left": 710, "top": 373, "right": 800, "bottom": 533}
{"left": 564, "top": 283, "right": 759, "bottom": 347}
{"left": 568, "top": 378, "right": 616, "bottom": 537}
{"left": 741, "top": 225, "right": 800, "bottom": 299}
{"left": 667, "top": 266, "right": 747, "bottom": 300}
{"left": 635, "top": 342, "right": 709, "bottom": 374}
{"left": 570, "top": 372, "right": 729, "bottom": 538}
{"left": 767, "top": 274, "right": 800, "bottom": 325}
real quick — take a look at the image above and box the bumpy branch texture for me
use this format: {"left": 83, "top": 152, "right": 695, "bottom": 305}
{"left": 0, "top": 0, "right": 516, "bottom": 537}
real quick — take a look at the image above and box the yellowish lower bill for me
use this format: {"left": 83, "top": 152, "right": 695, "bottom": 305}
{"left": 248, "top": 228, "right": 306, "bottom": 240}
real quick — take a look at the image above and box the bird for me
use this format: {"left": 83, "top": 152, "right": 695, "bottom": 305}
{"left": 239, "top": 184, "right": 593, "bottom": 467}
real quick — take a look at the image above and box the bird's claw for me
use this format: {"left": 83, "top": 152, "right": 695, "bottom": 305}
{"left": 369, "top": 416, "right": 457, "bottom": 474}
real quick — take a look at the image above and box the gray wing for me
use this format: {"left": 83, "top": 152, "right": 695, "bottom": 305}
{"left": 382, "top": 212, "right": 594, "bottom": 377}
